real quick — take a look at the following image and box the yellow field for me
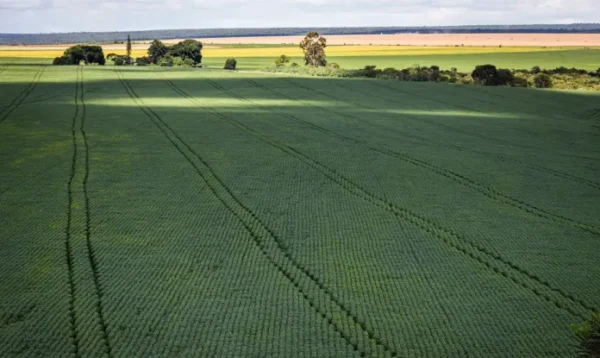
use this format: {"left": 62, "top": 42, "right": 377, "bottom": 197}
{"left": 1, "top": 45, "right": 593, "bottom": 60}
{"left": 0, "top": 49, "right": 148, "bottom": 58}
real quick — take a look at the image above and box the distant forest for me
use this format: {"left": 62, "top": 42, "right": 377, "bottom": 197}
{"left": 1, "top": 24, "right": 600, "bottom": 45}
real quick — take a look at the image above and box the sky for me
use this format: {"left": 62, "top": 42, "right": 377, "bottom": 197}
{"left": 0, "top": 0, "right": 598, "bottom": 33}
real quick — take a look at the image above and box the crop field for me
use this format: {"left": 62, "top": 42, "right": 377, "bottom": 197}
{"left": 1, "top": 64, "right": 599, "bottom": 357}
{"left": 1, "top": 44, "right": 600, "bottom": 71}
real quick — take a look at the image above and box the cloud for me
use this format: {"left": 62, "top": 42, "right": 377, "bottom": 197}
{"left": 0, "top": 0, "right": 597, "bottom": 33}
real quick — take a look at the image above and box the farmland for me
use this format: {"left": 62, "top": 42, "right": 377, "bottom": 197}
{"left": 2, "top": 43, "right": 600, "bottom": 71}
{"left": 1, "top": 63, "right": 600, "bottom": 357}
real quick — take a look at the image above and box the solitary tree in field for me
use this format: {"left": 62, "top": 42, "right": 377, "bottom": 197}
{"left": 300, "top": 32, "right": 327, "bottom": 67}
{"left": 126, "top": 34, "right": 132, "bottom": 64}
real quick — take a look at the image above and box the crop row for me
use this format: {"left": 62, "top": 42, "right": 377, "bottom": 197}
{"left": 116, "top": 69, "right": 397, "bottom": 357}
{"left": 194, "top": 75, "right": 597, "bottom": 318}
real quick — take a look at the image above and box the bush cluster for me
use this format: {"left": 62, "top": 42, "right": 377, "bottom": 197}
{"left": 264, "top": 61, "right": 600, "bottom": 91}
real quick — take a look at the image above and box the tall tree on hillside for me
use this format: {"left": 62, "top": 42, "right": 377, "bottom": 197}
{"left": 126, "top": 34, "right": 132, "bottom": 64}
{"left": 299, "top": 32, "right": 327, "bottom": 67}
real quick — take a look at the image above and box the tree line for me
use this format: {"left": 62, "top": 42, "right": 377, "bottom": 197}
{"left": 4, "top": 23, "right": 600, "bottom": 45}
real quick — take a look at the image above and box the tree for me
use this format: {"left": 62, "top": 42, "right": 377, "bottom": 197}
{"left": 126, "top": 34, "right": 132, "bottom": 64}
{"left": 168, "top": 39, "right": 203, "bottom": 65}
{"left": 471, "top": 64, "right": 499, "bottom": 85}
{"left": 224, "top": 58, "right": 237, "bottom": 70}
{"left": 299, "top": 31, "right": 327, "bottom": 67}
{"left": 61, "top": 45, "right": 105, "bottom": 65}
{"left": 274, "top": 54, "right": 290, "bottom": 67}
{"left": 148, "top": 39, "right": 168, "bottom": 63}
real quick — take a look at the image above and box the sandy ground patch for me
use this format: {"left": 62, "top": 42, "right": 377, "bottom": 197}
{"left": 197, "top": 33, "right": 600, "bottom": 47}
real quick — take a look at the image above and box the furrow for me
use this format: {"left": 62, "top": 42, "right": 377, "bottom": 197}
{"left": 118, "top": 70, "right": 393, "bottom": 357}
{"left": 65, "top": 65, "right": 82, "bottom": 358}
{"left": 79, "top": 67, "right": 113, "bottom": 358}
{"left": 201, "top": 75, "right": 596, "bottom": 319}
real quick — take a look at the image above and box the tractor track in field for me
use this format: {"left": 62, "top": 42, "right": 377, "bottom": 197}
{"left": 296, "top": 77, "right": 600, "bottom": 190}
{"left": 119, "top": 70, "right": 395, "bottom": 358}
{"left": 0, "top": 92, "right": 69, "bottom": 111}
{"left": 78, "top": 67, "right": 113, "bottom": 358}
{"left": 245, "top": 78, "right": 600, "bottom": 237}
{"left": 0, "top": 66, "right": 45, "bottom": 124}
{"left": 65, "top": 65, "right": 81, "bottom": 358}
{"left": 65, "top": 67, "right": 112, "bottom": 358}
{"left": 193, "top": 75, "right": 597, "bottom": 320}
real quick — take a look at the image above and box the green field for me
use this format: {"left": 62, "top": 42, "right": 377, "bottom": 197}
{"left": 1, "top": 63, "right": 599, "bottom": 357}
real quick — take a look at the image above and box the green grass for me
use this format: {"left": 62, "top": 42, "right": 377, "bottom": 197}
{"left": 1, "top": 63, "right": 599, "bottom": 357}
{"left": 204, "top": 48, "right": 600, "bottom": 71}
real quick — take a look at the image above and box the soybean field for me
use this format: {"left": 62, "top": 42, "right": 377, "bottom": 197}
{"left": 1, "top": 64, "right": 599, "bottom": 357}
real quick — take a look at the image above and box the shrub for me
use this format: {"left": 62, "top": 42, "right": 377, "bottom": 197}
{"left": 158, "top": 55, "right": 174, "bottom": 67}
{"left": 570, "top": 313, "right": 600, "bottom": 358}
{"left": 496, "top": 68, "right": 514, "bottom": 86}
{"left": 511, "top": 76, "right": 529, "bottom": 88}
{"left": 290, "top": 63, "right": 299, "bottom": 68}
{"left": 135, "top": 56, "right": 152, "bottom": 66}
{"left": 274, "top": 54, "right": 291, "bottom": 67}
{"left": 362, "top": 65, "right": 378, "bottom": 78}
{"left": 531, "top": 65, "right": 541, "bottom": 74}
{"left": 224, "top": 58, "right": 237, "bottom": 70}
{"left": 172, "top": 57, "right": 195, "bottom": 67}
{"left": 533, "top": 73, "right": 553, "bottom": 88}
{"left": 53, "top": 56, "right": 73, "bottom": 65}
{"left": 327, "top": 62, "right": 340, "bottom": 69}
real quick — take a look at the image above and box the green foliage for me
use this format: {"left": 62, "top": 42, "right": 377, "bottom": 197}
{"left": 570, "top": 313, "right": 600, "bottom": 358}
{"left": 148, "top": 39, "right": 169, "bottom": 63}
{"left": 290, "top": 62, "right": 299, "bottom": 68}
{"left": 52, "top": 56, "right": 73, "bottom": 65}
{"left": 327, "top": 62, "right": 340, "bottom": 69}
{"left": 168, "top": 39, "right": 203, "bottom": 64}
{"left": 60, "top": 45, "right": 105, "bottom": 65}
{"left": 496, "top": 68, "right": 514, "bottom": 86}
{"left": 224, "top": 58, "right": 237, "bottom": 70}
{"left": 126, "top": 34, "right": 132, "bottom": 60}
{"left": 274, "top": 54, "right": 291, "bottom": 67}
{"left": 472, "top": 64, "right": 500, "bottom": 86}
{"left": 158, "top": 55, "right": 174, "bottom": 67}
{"left": 299, "top": 31, "right": 327, "bottom": 67}
{"left": 135, "top": 56, "right": 152, "bottom": 66}
{"left": 534, "top": 73, "right": 553, "bottom": 88}
{"left": 109, "top": 54, "right": 130, "bottom": 66}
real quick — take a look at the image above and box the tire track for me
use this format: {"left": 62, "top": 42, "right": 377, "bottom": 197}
{"left": 196, "top": 75, "right": 596, "bottom": 320}
{"left": 65, "top": 65, "right": 82, "bottom": 358}
{"left": 244, "top": 78, "right": 600, "bottom": 236}
{"left": 286, "top": 77, "right": 600, "bottom": 190}
{"left": 118, "top": 70, "right": 394, "bottom": 358}
{"left": 0, "top": 66, "right": 45, "bottom": 124}
{"left": 78, "top": 67, "right": 113, "bottom": 358}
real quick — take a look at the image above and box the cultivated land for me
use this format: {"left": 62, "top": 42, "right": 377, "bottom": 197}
{"left": 2, "top": 33, "right": 600, "bottom": 71}
{"left": 1, "top": 63, "right": 599, "bottom": 357}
